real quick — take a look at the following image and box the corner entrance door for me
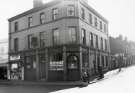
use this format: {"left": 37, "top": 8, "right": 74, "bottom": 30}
{"left": 67, "top": 54, "right": 80, "bottom": 81}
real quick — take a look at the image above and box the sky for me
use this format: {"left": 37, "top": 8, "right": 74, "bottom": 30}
{"left": 0, "top": 0, "right": 134, "bottom": 41}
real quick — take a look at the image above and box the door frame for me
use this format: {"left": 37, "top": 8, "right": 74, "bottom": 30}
{"left": 66, "top": 54, "right": 80, "bottom": 81}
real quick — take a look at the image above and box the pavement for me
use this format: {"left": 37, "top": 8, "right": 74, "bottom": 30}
{"left": 0, "top": 75, "right": 99, "bottom": 86}
{"left": 0, "top": 80, "right": 85, "bottom": 86}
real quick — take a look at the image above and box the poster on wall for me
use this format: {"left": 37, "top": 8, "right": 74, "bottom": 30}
{"left": 49, "top": 61, "right": 64, "bottom": 71}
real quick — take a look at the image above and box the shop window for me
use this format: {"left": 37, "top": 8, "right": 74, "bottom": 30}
{"left": 39, "top": 54, "right": 46, "bottom": 63}
{"left": 25, "top": 56, "right": 36, "bottom": 69}
{"left": 67, "top": 55, "right": 78, "bottom": 69}
{"left": 82, "top": 53, "right": 89, "bottom": 67}
{"left": 25, "top": 56, "right": 32, "bottom": 69}
{"left": 102, "top": 56, "right": 105, "bottom": 67}
{"left": 49, "top": 53, "right": 64, "bottom": 71}
{"left": 11, "top": 63, "right": 18, "bottom": 69}
{"left": 67, "top": 5, "right": 75, "bottom": 16}
{"left": 10, "top": 63, "right": 19, "bottom": 80}
{"left": 97, "top": 55, "right": 100, "bottom": 67}
{"left": 32, "top": 56, "right": 36, "bottom": 69}
{"left": 106, "top": 56, "right": 108, "bottom": 67}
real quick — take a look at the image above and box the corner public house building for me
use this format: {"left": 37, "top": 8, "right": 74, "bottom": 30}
{"left": 8, "top": 0, "right": 110, "bottom": 81}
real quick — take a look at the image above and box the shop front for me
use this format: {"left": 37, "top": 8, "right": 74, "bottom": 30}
{"left": 24, "top": 50, "right": 47, "bottom": 81}
{"left": 48, "top": 47, "right": 81, "bottom": 81}
{"left": 9, "top": 54, "right": 24, "bottom": 80}
{"left": 48, "top": 51, "right": 64, "bottom": 81}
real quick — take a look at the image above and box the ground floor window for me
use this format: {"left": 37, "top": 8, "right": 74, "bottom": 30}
{"left": 39, "top": 54, "right": 46, "bottom": 63}
{"left": 106, "top": 56, "right": 108, "bottom": 67}
{"left": 10, "top": 62, "right": 23, "bottom": 80}
{"left": 25, "top": 56, "right": 36, "bottom": 69}
{"left": 67, "top": 55, "right": 78, "bottom": 69}
{"left": 97, "top": 55, "right": 100, "bottom": 66}
{"left": 0, "top": 67, "right": 7, "bottom": 80}
{"left": 102, "top": 56, "right": 105, "bottom": 67}
{"left": 82, "top": 53, "right": 89, "bottom": 68}
{"left": 49, "top": 53, "right": 64, "bottom": 71}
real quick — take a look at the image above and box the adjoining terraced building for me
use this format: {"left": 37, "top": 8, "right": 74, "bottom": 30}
{"left": 8, "top": 0, "right": 110, "bottom": 81}
{"left": 0, "top": 39, "right": 8, "bottom": 80}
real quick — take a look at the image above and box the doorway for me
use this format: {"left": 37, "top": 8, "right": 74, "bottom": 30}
{"left": 39, "top": 54, "right": 46, "bottom": 80}
{"left": 67, "top": 54, "right": 80, "bottom": 81}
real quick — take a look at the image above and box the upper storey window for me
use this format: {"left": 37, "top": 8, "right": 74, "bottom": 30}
{"left": 101, "top": 37, "right": 103, "bottom": 50}
{"left": 40, "top": 12, "right": 46, "bottom": 24}
{"left": 100, "top": 21, "right": 103, "bottom": 30}
{"left": 28, "top": 34, "right": 33, "bottom": 49}
{"left": 28, "top": 17, "right": 33, "bottom": 27}
{"left": 14, "top": 38, "right": 19, "bottom": 52}
{"left": 69, "top": 27, "right": 76, "bottom": 42}
{"left": 104, "top": 24, "right": 107, "bottom": 33}
{"left": 82, "top": 28, "right": 86, "bottom": 45}
{"left": 95, "top": 35, "right": 98, "bottom": 49}
{"left": 67, "top": 5, "right": 75, "bottom": 16}
{"left": 89, "top": 32, "right": 93, "bottom": 47}
{"left": 53, "top": 28, "right": 60, "bottom": 45}
{"left": 14, "top": 22, "right": 18, "bottom": 32}
{"left": 89, "top": 13, "right": 92, "bottom": 25}
{"left": 81, "top": 8, "right": 85, "bottom": 19}
{"left": 40, "top": 32, "right": 47, "bottom": 48}
{"left": 105, "top": 39, "right": 107, "bottom": 51}
{"left": 94, "top": 17, "right": 98, "bottom": 27}
{"left": 52, "top": 8, "right": 58, "bottom": 20}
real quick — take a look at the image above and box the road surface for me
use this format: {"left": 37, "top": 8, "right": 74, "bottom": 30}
{"left": 0, "top": 66, "right": 134, "bottom": 93}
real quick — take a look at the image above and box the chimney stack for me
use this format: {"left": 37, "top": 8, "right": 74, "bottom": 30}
{"left": 80, "top": 0, "right": 88, "bottom": 3}
{"left": 33, "top": 0, "right": 43, "bottom": 8}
